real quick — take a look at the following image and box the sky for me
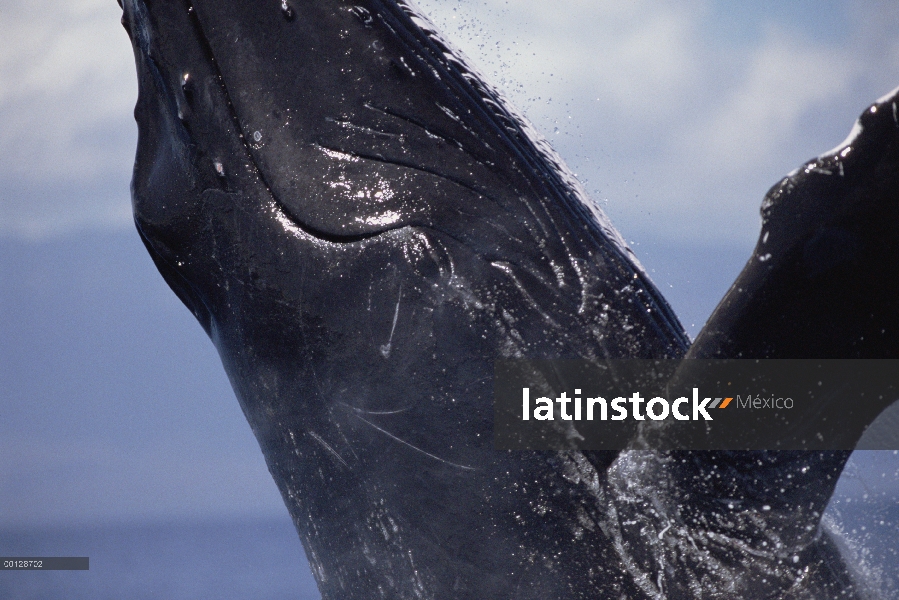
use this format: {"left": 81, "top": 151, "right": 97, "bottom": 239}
{"left": 1, "top": 0, "right": 898, "bottom": 543}
{"left": 4, "top": 0, "right": 899, "bottom": 243}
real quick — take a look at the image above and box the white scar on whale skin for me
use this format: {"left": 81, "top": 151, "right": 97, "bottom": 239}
{"left": 340, "top": 402, "right": 413, "bottom": 416}
{"left": 307, "top": 430, "right": 349, "bottom": 469}
{"left": 348, "top": 412, "right": 476, "bottom": 471}
{"left": 380, "top": 284, "right": 403, "bottom": 359}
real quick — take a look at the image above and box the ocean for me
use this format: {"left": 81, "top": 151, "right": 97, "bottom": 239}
{"left": 0, "top": 501, "right": 895, "bottom": 599}
{"left": 0, "top": 515, "right": 319, "bottom": 599}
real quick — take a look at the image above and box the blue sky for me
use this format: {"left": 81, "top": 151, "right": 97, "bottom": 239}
{"left": 1, "top": 0, "right": 898, "bottom": 533}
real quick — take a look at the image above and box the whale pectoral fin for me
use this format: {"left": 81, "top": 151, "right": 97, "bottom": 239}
{"left": 610, "top": 87, "right": 899, "bottom": 598}
{"left": 692, "top": 86, "right": 899, "bottom": 364}
{"left": 687, "top": 86, "right": 899, "bottom": 451}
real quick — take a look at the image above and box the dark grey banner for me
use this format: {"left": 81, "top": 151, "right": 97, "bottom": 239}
{"left": 1, "top": 557, "right": 89, "bottom": 570}
{"left": 494, "top": 360, "right": 899, "bottom": 450}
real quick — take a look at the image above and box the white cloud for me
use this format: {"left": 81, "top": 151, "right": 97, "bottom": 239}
{"left": 420, "top": 0, "right": 899, "bottom": 243}
{"left": 0, "top": 0, "right": 137, "bottom": 238}
{"left": 685, "top": 26, "right": 856, "bottom": 174}
{"left": 418, "top": 0, "right": 705, "bottom": 120}
{"left": 0, "top": 0, "right": 136, "bottom": 177}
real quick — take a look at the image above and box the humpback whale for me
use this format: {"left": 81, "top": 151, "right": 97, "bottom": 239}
{"left": 119, "top": 0, "right": 896, "bottom": 597}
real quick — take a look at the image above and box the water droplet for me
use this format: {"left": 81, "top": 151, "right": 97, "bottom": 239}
{"left": 253, "top": 130, "right": 262, "bottom": 142}
{"left": 214, "top": 161, "right": 225, "bottom": 177}
{"left": 350, "top": 6, "right": 374, "bottom": 27}
{"left": 280, "top": 0, "right": 296, "bottom": 21}
{"left": 181, "top": 73, "right": 191, "bottom": 90}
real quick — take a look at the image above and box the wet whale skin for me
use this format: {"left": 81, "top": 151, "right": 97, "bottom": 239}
{"left": 120, "top": 0, "right": 898, "bottom": 597}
